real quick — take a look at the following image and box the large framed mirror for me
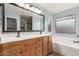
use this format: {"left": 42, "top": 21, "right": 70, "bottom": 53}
{"left": 3, "top": 3, "right": 45, "bottom": 32}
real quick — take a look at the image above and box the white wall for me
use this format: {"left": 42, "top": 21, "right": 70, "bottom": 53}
{"left": 0, "top": 6, "right": 2, "bottom": 42}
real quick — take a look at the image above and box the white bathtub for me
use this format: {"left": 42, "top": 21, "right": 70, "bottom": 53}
{"left": 52, "top": 35, "right": 79, "bottom": 56}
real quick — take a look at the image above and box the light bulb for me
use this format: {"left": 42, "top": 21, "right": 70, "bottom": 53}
{"left": 30, "top": 7, "right": 35, "bottom": 11}
{"left": 34, "top": 8, "right": 39, "bottom": 12}
{"left": 25, "top": 4, "right": 30, "bottom": 9}
{"left": 37, "top": 10, "right": 42, "bottom": 14}
{"left": 17, "top": 3, "right": 25, "bottom": 7}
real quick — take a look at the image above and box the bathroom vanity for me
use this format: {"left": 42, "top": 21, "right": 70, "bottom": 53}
{"left": 0, "top": 35, "right": 52, "bottom": 56}
{"left": 0, "top": 3, "right": 52, "bottom": 56}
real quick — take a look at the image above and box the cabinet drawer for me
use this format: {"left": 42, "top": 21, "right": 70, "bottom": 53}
{"left": 2, "top": 41, "right": 22, "bottom": 52}
{"left": 23, "top": 46, "right": 35, "bottom": 56}
{"left": 23, "top": 39, "right": 35, "bottom": 46}
{"left": 36, "top": 43, "right": 42, "bottom": 49}
{"left": 7, "top": 49, "right": 23, "bottom": 56}
{"left": 36, "top": 48, "right": 42, "bottom": 56}
{"left": 36, "top": 38, "right": 42, "bottom": 43}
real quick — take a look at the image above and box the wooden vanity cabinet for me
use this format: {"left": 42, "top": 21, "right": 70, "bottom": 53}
{"left": 23, "top": 39, "right": 36, "bottom": 56}
{"left": 0, "top": 36, "right": 52, "bottom": 56}
{"left": 48, "top": 36, "right": 52, "bottom": 54}
{"left": 43, "top": 36, "right": 49, "bottom": 56}
{"left": 35, "top": 37, "right": 43, "bottom": 56}
{"left": 2, "top": 41, "right": 23, "bottom": 56}
{"left": 8, "top": 48, "right": 23, "bottom": 56}
{"left": 0, "top": 44, "right": 3, "bottom": 53}
{"left": 23, "top": 45, "right": 34, "bottom": 56}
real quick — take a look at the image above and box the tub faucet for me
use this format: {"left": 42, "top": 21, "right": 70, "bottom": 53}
{"left": 77, "top": 35, "right": 79, "bottom": 37}
{"left": 73, "top": 41, "right": 79, "bottom": 43}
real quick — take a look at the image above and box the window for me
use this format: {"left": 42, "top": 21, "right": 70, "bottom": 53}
{"left": 56, "top": 15, "right": 75, "bottom": 34}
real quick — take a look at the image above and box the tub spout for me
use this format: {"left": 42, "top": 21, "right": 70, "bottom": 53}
{"left": 73, "top": 41, "right": 79, "bottom": 43}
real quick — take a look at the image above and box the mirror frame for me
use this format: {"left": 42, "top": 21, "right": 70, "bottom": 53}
{"left": 2, "top": 3, "right": 45, "bottom": 32}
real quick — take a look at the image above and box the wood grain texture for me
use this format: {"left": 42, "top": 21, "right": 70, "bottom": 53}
{"left": 0, "top": 44, "right": 3, "bottom": 53}
{"left": 0, "top": 36, "right": 52, "bottom": 56}
{"left": 43, "top": 36, "right": 49, "bottom": 56}
{"left": 35, "top": 37, "right": 43, "bottom": 56}
{"left": 48, "top": 36, "right": 52, "bottom": 54}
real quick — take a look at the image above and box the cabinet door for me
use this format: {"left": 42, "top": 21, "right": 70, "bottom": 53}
{"left": 8, "top": 50, "right": 18, "bottom": 56}
{"left": 23, "top": 39, "right": 36, "bottom": 56}
{"left": 9, "top": 51, "right": 17, "bottom": 56}
{"left": 48, "top": 36, "right": 52, "bottom": 53}
{"left": 0, "top": 45, "right": 2, "bottom": 53}
{"left": 8, "top": 49, "right": 23, "bottom": 56}
{"left": 43, "top": 36, "right": 49, "bottom": 56}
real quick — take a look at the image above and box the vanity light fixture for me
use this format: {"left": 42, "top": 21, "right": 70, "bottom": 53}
{"left": 30, "top": 6, "right": 42, "bottom": 14}
{"left": 16, "top": 3, "right": 42, "bottom": 14}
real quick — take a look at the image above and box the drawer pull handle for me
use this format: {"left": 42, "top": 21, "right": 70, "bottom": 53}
{"left": 25, "top": 50, "right": 27, "bottom": 52}
{"left": 38, "top": 40, "right": 40, "bottom": 41}
{"left": 39, "top": 50, "right": 40, "bottom": 52}
{"left": 20, "top": 51, "right": 23, "bottom": 53}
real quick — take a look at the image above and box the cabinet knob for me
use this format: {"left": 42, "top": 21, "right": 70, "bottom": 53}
{"left": 39, "top": 50, "right": 40, "bottom": 52}
{"left": 38, "top": 40, "right": 40, "bottom": 41}
{"left": 25, "top": 49, "right": 27, "bottom": 52}
{"left": 20, "top": 51, "right": 23, "bottom": 53}
{"left": 39, "top": 45, "right": 40, "bottom": 47}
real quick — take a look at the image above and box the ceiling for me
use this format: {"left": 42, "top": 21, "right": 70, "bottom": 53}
{"left": 38, "top": 3, "right": 79, "bottom": 14}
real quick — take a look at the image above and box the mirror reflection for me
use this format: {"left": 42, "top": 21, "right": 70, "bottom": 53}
{"left": 4, "top": 3, "right": 44, "bottom": 32}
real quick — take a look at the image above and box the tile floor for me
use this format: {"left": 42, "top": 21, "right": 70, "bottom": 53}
{"left": 48, "top": 52, "right": 63, "bottom": 56}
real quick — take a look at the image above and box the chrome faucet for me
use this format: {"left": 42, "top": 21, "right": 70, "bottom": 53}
{"left": 40, "top": 30, "right": 42, "bottom": 35}
{"left": 17, "top": 31, "right": 20, "bottom": 37}
{"left": 77, "top": 35, "right": 79, "bottom": 37}
{"left": 0, "top": 37, "right": 1, "bottom": 43}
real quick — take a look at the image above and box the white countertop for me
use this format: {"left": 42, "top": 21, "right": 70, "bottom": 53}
{"left": 1, "top": 33, "right": 52, "bottom": 44}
